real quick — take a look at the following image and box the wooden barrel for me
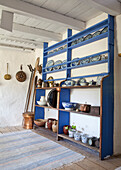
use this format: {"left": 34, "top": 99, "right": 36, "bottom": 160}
{"left": 22, "top": 112, "right": 34, "bottom": 129}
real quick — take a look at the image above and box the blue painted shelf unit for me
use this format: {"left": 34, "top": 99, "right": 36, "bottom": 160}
{"left": 35, "top": 15, "right": 114, "bottom": 160}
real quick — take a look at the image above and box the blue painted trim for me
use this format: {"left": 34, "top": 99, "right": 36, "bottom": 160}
{"left": 58, "top": 88, "right": 70, "bottom": 134}
{"left": 42, "top": 50, "right": 108, "bottom": 72}
{"left": 43, "top": 68, "right": 66, "bottom": 74}
{"left": 67, "top": 72, "right": 108, "bottom": 80}
{"left": 43, "top": 72, "right": 109, "bottom": 82}
{"left": 43, "top": 62, "right": 67, "bottom": 70}
{"left": 35, "top": 89, "right": 45, "bottom": 120}
{"left": 43, "top": 60, "right": 108, "bottom": 75}
{"left": 42, "top": 42, "right": 48, "bottom": 81}
{"left": 44, "top": 39, "right": 67, "bottom": 52}
{"left": 44, "top": 48, "right": 67, "bottom": 59}
{"left": 67, "top": 29, "right": 72, "bottom": 78}
{"left": 69, "top": 32, "right": 108, "bottom": 50}
{"left": 44, "top": 19, "right": 108, "bottom": 54}
{"left": 67, "top": 59, "right": 108, "bottom": 70}
{"left": 68, "top": 19, "right": 108, "bottom": 40}
{"left": 101, "top": 15, "right": 114, "bottom": 160}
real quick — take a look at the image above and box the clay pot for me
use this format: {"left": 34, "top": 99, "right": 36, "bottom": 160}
{"left": 47, "top": 118, "right": 56, "bottom": 130}
{"left": 63, "top": 125, "right": 71, "bottom": 135}
{"left": 79, "top": 104, "right": 91, "bottom": 113}
{"left": 52, "top": 120, "right": 58, "bottom": 133}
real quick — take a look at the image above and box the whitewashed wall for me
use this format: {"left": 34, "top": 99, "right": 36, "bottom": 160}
{"left": 0, "top": 48, "right": 35, "bottom": 127}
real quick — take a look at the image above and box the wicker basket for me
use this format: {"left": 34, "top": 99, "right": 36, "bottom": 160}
{"left": 34, "top": 119, "right": 47, "bottom": 127}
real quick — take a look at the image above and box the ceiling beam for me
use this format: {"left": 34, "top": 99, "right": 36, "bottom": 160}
{"left": 1, "top": 10, "right": 13, "bottom": 32}
{"left": 86, "top": 0, "right": 121, "bottom": 16}
{"left": 0, "top": 35, "right": 43, "bottom": 48}
{"left": 0, "top": 0, "right": 85, "bottom": 31}
{"left": 0, "top": 18, "right": 62, "bottom": 42}
{"left": 13, "top": 23, "right": 62, "bottom": 41}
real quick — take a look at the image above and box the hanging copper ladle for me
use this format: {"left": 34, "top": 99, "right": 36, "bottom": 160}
{"left": 4, "top": 63, "right": 11, "bottom": 80}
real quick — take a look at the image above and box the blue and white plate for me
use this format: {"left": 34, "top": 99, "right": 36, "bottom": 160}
{"left": 101, "top": 54, "right": 108, "bottom": 60}
{"left": 61, "top": 60, "right": 67, "bottom": 69}
{"left": 71, "top": 40, "right": 77, "bottom": 46}
{"left": 85, "top": 34, "right": 92, "bottom": 41}
{"left": 92, "top": 31, "right": 101, "bottom": 37}
{"left": 77, "top": 37, "right": 85, "bottom": 43}
{"left": 58, "top": 46, "right": 63, "bottom": 51}
{"left": 101, "top": 26, "right": 108, "bottom": 34}
{"left": 45, "top": 60, "right": 54, "bottom": 72}
{"left": 53, "top": 49, "right": 58, "bottom": 53}
{"left": 65, "top": 80, "right": 75, "bottom": 86}
{"left": 90, "top": 55, "right": 101, "bottom": 62}
{"left": 80, "top": 58, "right": 90, "bottom": 65}
{"left": 53, "top": 60, "right": 62, "bottom": 70}
{"left": 63, "top": 44, "right": 67, "bottom": 49}
{"left": 71, "top": 58, "right": 80, "bottom": 67}
{"left": 78, "top": 78, "right": 86, "bottom": 83}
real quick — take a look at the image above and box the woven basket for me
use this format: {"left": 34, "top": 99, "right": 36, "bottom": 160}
{"left": 34, "top": 119, "right": 47, "bottom": 127}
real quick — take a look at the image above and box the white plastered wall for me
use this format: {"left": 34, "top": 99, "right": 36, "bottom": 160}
{"left": 0, "top": 48, "right": 35, "bottom": 127}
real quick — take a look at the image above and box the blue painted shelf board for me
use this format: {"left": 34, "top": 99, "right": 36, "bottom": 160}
{"left": 68, "top": 32, "right": 108, "bottom": 50}
{"left": 44, "top": 48, "right": 67, "bottom": 58}
{"left": 44, "top": 39, "right": 67, "bottom": 52}
{"left": 43, "top": 72, "right": 109, "bottom": 83}
{"left": 42, "top": 50, "right": 108, "bottom": 72}
{"left": 67, "top": 59, "right": 108, "bottom": 70}
{"left": 68, "top": 19, "right": 108, "bottom": 41}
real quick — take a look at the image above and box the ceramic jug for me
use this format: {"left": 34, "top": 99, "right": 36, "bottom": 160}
{"left": 52, "top": 120, "right": 58, "bottom": 133}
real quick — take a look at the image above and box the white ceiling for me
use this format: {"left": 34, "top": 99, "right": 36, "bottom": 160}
{"left": 0, "top": 0, "right": 120, "bottom": 50}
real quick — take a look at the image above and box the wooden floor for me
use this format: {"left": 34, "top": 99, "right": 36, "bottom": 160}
{"left": 0, "top": 126, "right": 121, "bottom": 170}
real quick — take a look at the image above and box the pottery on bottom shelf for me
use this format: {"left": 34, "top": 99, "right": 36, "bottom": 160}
{"left": 74, "top": 131, "right": 81, "bottom": 141}
{"left": 68, "top": 129, "right": 76, "bottom": 138}
{"left": 81, "top": 134, "right": 89, "bottom": 143}
{"left": 63, "top": 125, "right": 71, "bottom": 135}
{"left": 52, "top": 120, "right": 58, "bottom": 133}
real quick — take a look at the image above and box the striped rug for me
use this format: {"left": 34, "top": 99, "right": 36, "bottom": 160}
{"left": 0, "top": 130, "right": 85, "bottom": 170}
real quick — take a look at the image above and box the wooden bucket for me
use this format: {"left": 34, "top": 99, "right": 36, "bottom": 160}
{"left": 22, "top": 112, "right": 34, "bottom": 129}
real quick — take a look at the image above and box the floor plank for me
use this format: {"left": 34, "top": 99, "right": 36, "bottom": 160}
{"left": 76, "top": 158, "right": 106, "bottom": 170}
{"left": 57, "top": 163, "right": 85, "bottom": 170}
{"left": 88, "top": 158, "right": 118, "bottom": 170}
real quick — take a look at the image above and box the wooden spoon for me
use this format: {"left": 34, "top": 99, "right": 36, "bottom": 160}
{"left": 4, "top": 63, "right": 11, "bottom": 80}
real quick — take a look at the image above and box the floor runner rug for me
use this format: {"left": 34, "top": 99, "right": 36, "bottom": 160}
{"left": 0, "top": 130, "right": 85, "bottom": 170}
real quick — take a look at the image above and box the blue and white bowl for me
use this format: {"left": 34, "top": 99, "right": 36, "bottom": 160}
{"left": 62, "top": 102, "right": 79, "bottom": 110}
{"left": 65, "top": 80, "right": 75, "bottom": 86}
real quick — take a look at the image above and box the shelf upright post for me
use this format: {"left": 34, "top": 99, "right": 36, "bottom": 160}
{"left": 42, "top": 42, "right": 48, "bottom": 81}
{"left": 66, "top": 29, "right": 72, "bottom": 78}
{"left": 100, "top": 15, "right": 114, "bottom": 160}
{"left": 35, "top": 42, "right": 48, "bottom": 120}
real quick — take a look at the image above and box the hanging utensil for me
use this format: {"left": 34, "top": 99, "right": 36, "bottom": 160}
{"left": 16, "top": 65, "right": 26, "bottom": 82}
{"left": 4, "top": 63, "right": 11, "bottom": 80}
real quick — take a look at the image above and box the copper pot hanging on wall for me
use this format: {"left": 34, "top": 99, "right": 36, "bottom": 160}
{"left": 16, "top": 65, "right": 26, "bottom": 82}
